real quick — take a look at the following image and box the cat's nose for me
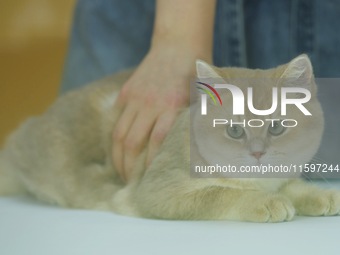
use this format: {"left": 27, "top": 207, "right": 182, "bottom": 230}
{"left": 251, "top": 151, "right": 265, "bottom": 159}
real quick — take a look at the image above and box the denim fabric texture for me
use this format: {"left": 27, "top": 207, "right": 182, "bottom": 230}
{"left": 61, "top": 0, "right": 340, "bottom": 90}
{"left": 61, "top": 0, "right": 155, "bottom": 91}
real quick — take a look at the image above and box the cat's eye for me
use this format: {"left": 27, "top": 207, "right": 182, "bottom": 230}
{"left": 226, "top": 125, "right": 244, "bottom": 139}
{"left": 268, "top": 120, "right": 286, "bottom": 136}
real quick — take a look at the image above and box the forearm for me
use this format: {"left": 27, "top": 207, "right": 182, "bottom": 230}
{"left": 152, "top": 0, "right": 217, "bottom": 62}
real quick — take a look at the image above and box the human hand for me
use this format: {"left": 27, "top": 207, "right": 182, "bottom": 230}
{"left": 112, "top": 0, "right": 216, "bottom": 182}
{"left": 112, "top": 44, "right": 199, "bottom": 181}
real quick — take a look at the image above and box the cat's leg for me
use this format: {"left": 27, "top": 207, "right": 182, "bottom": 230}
{"left": 1, "top": 141, "right": 122, "bottom": 209}
{"left": 19, "top": 162, "right": 123, "bottom": 211}
{"left": 0, "top": 152, "right": 22, "bottom": 196}
{"left": 0, "top": 108, "right": 123, "bottom": 210}
{"left": 280, "top": 179, "right": 340, "bottom": 216}
{"left": 133, "top": 174, "right": 295, "bottom": 222}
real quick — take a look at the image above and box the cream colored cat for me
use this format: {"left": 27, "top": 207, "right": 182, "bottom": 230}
{"left": 0, "top": 54, "right": 339, "bottom": 222}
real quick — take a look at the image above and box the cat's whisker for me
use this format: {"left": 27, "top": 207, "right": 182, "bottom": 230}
{"left": 309, "top": 156, "right": 329, "bottom": 164}
{"left": 301, "top": 171, "right": 317, "bottom": 185}
{"left": 309, "top": 171, "right": 332, "bottom": 186}
{"left": 302, "top": 168, "right": 332, "bottom": 187}
{"left": 306, "top": 156, "right": 337, "bottom": 186}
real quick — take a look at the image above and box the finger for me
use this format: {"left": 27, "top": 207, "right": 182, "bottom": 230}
{"left": 146, "top": 111, "right": 178, "bottom": 166}
{"left": 123, "top": 110, "right": 158, "bottom": 179}
{"left": 114, "top": 82, "right": 131, "bottom": 110}
{"left": 112, "top": 105, "right": 137, "bottom": 181}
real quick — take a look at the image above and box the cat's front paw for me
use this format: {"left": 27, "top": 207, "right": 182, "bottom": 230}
{"left": 243, "top": 195, "right": 295, "bottom": 223}
{"left": 295, "top": 190, "right": 340, "bottom": 216}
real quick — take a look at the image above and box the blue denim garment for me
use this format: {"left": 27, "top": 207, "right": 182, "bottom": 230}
{"left": 61, "top": 0, "right": 340, "bottom": 91}
{"left": 61, "top": 0, "right": 155, "bottom": 91}
{"left": 61, "top": 0, "right": 340, "bottom": 176}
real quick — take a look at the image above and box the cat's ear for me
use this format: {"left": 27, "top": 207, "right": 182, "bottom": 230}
{"left": 196, "top": 60, "right": 222, "bottom": 79}
{"left": 193, "top": 60, "right": 223, "bottom": 105}
{"left": 280, "top": 54, "right": 316, "bottom": 93}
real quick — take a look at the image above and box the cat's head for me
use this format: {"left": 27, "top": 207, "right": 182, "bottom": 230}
{"left": 192, "top": 54, "right": 324, "bottom": 177}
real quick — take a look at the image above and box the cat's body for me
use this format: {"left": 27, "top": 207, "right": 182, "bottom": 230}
{"left": 1, "top": 55, "right": 340, "bottom": 222}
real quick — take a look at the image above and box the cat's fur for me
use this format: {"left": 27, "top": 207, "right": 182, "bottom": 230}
{"left": 1, "top": 54, "right": 340, "bottom": 222}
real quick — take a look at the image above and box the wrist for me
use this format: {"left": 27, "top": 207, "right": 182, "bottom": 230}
{"left": 149, "top": 41, "right": 212, "bottom": 67}
{"left": 151, "top": 34, "right": 213, "bottom": 63}
{"left": 151, "top": 0, "right": 216, "bottom": 64}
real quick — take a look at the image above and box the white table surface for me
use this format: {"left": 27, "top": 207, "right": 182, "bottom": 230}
{"left": 1, "top": 180, "right": 339, "bottom": 255}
